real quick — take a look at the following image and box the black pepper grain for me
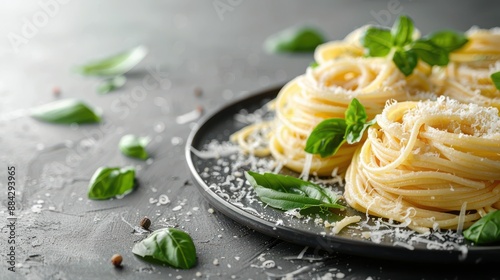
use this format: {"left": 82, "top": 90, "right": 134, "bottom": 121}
{"left": 140, "top": 216, "right": 151, "bottom": 230}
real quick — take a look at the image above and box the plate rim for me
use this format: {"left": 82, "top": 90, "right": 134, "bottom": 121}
{"left": 185, "top": 84, "right": 500, "bottom": 264}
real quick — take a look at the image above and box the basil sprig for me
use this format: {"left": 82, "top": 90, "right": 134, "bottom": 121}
{"left": 31, "top": 99, "right": 101, "bottom": 124}
{"left": 119, "top": 134, "right": 150, "bottom": 160}
{"left": 490, "top": 71, "right": 500, "bottom": 90}
{"left": 463, "top": 211, "right": 500, "bottom": 245}
{"left": 265, "top": 26, "right": 326, "bottom": 53}
{"left": 74, "top": 45, "right": 148, "bottom": 77}
{"left": 361, "top": 15, "right": 468, "bottom": 76}
{"left": 245, "top": 171, "right": 343, "bottom": 211}
{"left": 88, "top": 166, "right": 135, "bottom": 200}
{"left": 305, "top": 98, "right": 375, "bottom": 158}
{"left": 132, "top": 228, "right": 197, "bottom": 269}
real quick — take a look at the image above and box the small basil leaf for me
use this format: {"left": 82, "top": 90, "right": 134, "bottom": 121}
{"left": 88, "top": 166, "right": 135, "bottom": 200}
{"left": 310, "top": 61, "right": 319, "bottom": 68}
{"left": 345, "top": 119, "right": 376, "bottom": 144}
{"left": 392, "top": 49, "right": 418, "bottom": 76}
{"left": 491, "top": 71, "right": 500, "bottom": 90}
{"left": 361, "top": 27, "right": 393, "bottom": 57}
{"left": 264, "top": 26, "right": 326, "bottom": 53}
{"left": 463, "top": 211, "right": 500, "bottom": 245}
{"left": 344, "top": 98, "right": 368, "bottom": 125}
{"left": 391, "top": 15, "right": 414, "bottom": 47}
{"left": 411, "top": 39, "right": 449, "bottom": 66}
{"left": 245, "top": 171, "right": 343, "bottom": 211}
{"left": 305, "top": 118, "right": 347, "bottom": 158}
{"left": 427, "top": 30, "right": 468, "bottom": 52}
{"left": 119, "top": 134, "right": 150, "bottom": 160}
{"left": 132, "top": 228, "right": 197, "bottom": 269}
{"left": 31, "top": 99, "right": 101, "bottom": 124}
{"left": 74, "top": 45, "right": 148, "bottom": 77}
{"left": 97, "top": 75, "right": 127, "bottom": 94}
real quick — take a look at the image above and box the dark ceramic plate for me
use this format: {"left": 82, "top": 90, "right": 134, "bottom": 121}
{"left": 185, "top": 84, "right": 500, "bottom": 264}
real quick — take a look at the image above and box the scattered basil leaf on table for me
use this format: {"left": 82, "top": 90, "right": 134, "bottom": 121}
{"left": 305, "top": 98, "right": 375, "bottom": 157}
{"left": 88, "top": 166, "right": 135, "bottom": 200}
{"left": 490, "top": 71, "right": 500, "bottom": 90}
{"left": 74, "top": 45, "right": 148, "bottom": 77}
{"left": 30, "top": 99, "right": 101, "bottom": 124}
{"left": 119, "top": 134, "right": 150, "bottom": 160}
{"left": 264, "top": 26, "right": 326, "bottom": 53}
{"left": 361, "top": 15, "right": 468, "bottom": 76}
{"left": 96, "top": 75, "right": 127, "bottom": 94}
{"left": 245, "top": 171, "right": 343, "bottom": 211}
{"left": 463, "top": 211, "right": 500, "bottom": 245}
{"left": 132, "top": 228, "right": 197, "bottom": 269}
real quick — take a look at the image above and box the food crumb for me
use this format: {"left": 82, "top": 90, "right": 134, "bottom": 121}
{"left": 208, "top": 208, "right": 215, "bottom": 214}
{"left": 213, "top": 258, "right": 219, "bottom": 266}
{"left": 195, "top": 271, "right": 202, "bottom": 277}
{"left": 176, "top": 276, "right": 182, "bottom": 280}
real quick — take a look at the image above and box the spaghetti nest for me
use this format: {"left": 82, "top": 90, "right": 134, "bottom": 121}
{"left": 345, "top": 97, "right": 500, "bottom": 233}
{"left": 268, "top": 56, "right": 420, "bottom": 177}
{"left": 231, "top": 26, "right": 433, "bottom": 176}
{"left": 435, "top": 27, "right": 500, "bottom": 111}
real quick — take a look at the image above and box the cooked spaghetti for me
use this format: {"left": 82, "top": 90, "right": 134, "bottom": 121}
{"left": 434, "top": 27, "right": 500, "bottom": 111}
{"left": 344, "top": 97, "right": 500, "bottom": 233}
{"left": 231, "top": 25, "right": 436, "bottom": 177}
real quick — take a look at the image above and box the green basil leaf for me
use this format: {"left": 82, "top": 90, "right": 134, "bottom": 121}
{"left": 392, "top": 49, "right": 418, "bottom": 76}
{"left": 310, "top": 61, "right": 319, "bottom": 68}
{"left": 411, "top": 39, "right": 449, "bottom": 66}
{"left": 391, "top": 15, "right": 414, "bottom": 47}
{"left": 97, "top": 75, "right": 127, "bottom": 94}
{"left": 491, "top": 71, "right": 500, "bottom": 90}
{"left": 344, "top": 98, "right": 367, "bottom": 125}
{"left": 264, "top": 26, "right": 326, "bottom": 53}
{"left": 132, "top": 228, "right": 197, "bottom": 269}
{"left": 119, "top": 134, "right": 150, "bottom": 160}
{"left": 344, "top": 98, "right": 375, "bottom": 144}
{"left": 31, "top": 99, "right": 101, "bottom": 124}
{"left": 74, "top": 45, "right": 148, "bottom": 76}
{"left": 361, "top": 27, "right": 393, "bottom": 57}
{"left": 88, "top": 166, "right": 135, "bottom": 200}
{"left": 245, "top": 171, "right": 343, "bottom": 211}
{"left": 427, "top": 30, "right": 468, "bottom": 52}
{"left": 305, "top": 118, "right": 347, "bottom": 158}
{"left": 345, "top": 119, "right": 376, "bottom": 144}
{"left": 463, "top": 211, "right": 500, "bottom": 245}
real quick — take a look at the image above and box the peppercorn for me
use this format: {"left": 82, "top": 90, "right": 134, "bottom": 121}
{"left": 140, "top": 216, "right": 151, "bottom": 230}
{"left": 111, "top": 254, "right": 122, "bottom": 267}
